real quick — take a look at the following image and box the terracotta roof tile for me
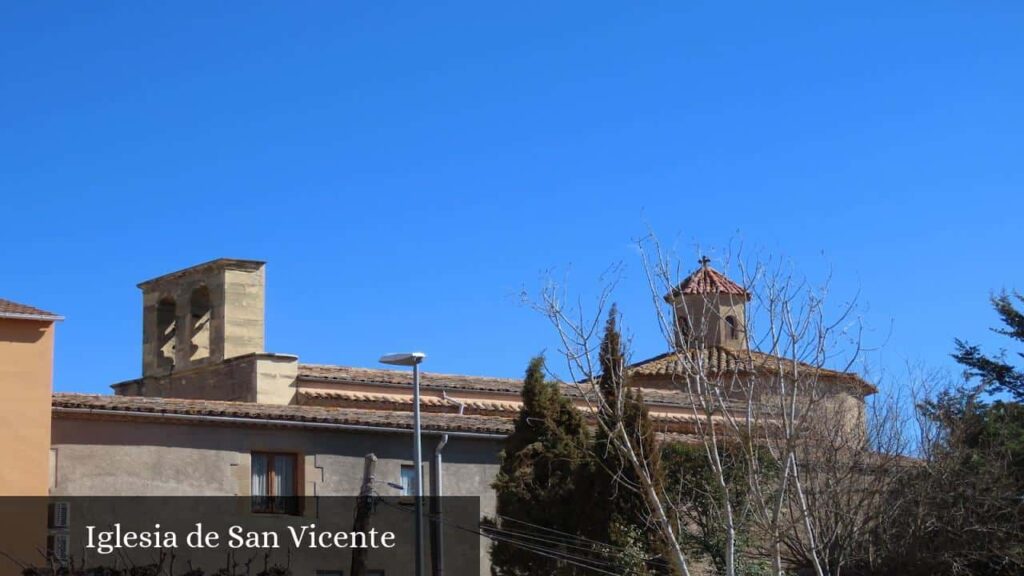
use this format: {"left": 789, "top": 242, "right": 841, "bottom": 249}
{"left": 299, "top": 364, "right": 525, "bottom": 393}
{"left": 52, "top": 393, "right": 513, "bottom": 435}
{"left": 665, "top": 262, "right": 749, "bottom": 300}
{"left": 630, "top": 348, "right": 752, "bottom": 376}
{"left": 299, "top": 390, "right": 522, "bottom": 414}
{"left": 0, "top": 298, "right": 62, "bottom": 321}
{"left": 53, "top": 392, "right": 705, "bottom": 444}
{"left": 298, "top": 363, "right": 720, "bottom": 406}
{"left": 629, "top": 348, "right": 876, "bottom": 394}
{"left": 297, "top": 387, "right": 758, "bottom": 425}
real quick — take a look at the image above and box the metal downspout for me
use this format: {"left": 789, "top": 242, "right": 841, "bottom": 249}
{"left": 432, "top": 391, "right": 466, "bottom": 576}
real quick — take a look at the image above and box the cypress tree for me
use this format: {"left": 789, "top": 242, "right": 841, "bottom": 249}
{"left": 586, "top": 306, "right": 662, "bottom": 573}
{"left": 491, "top": 356, "right": 591, "bottom": 576}
{"left": 491, "top": 312, "right": 666, "bottom": 575}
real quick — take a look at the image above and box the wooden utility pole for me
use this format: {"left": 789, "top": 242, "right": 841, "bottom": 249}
{"left": 351, "top": 453, "right": 377, "bottom": 576}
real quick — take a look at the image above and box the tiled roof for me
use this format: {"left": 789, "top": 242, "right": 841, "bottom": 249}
{"left": 52, "top": 393, "right": 512, "bottom": 435}
{"left": 298, "top": 389, "right": 756, "bottom": 427}
{"left": 0, "top": 298, "right": 62, "bottom": 321}
{"left": 299, "top": 364, "right": 526, "bottom": 393}
{"left": 54, "top": 393, "right": 704, "bottom": 444}
{"left": 630, "top": 348, "right": 753, "bottom": 376}
{"left": 298, "top": 363, "right": 723, "bottom": 407}
{"left": 629, "top": 348, "right": 876, "bottom": 394}
{"left": 299, "top": 390, "right": 522, "bottom": 414}
{"left": 665, "top": 262, "right": 748, "bottom": 300}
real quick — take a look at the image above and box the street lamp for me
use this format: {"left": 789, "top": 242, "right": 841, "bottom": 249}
{"left": 379, "top": 352, "right": 426, "bottom": 576}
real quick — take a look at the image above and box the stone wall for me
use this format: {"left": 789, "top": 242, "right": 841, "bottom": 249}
{"left": 113, "top": 352, "right": 298, "bottom": 405}
{"left": 140, "top": 259, "right": 266, "bottom": 378}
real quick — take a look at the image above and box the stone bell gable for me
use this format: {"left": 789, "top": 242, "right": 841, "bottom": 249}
{"left": 139, "top": 258, "right": 266, "bottom": 377}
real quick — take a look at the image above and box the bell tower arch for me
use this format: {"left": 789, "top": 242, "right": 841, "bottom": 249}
{"left": 139, "top": 259, "right": 265, "bottom": 376}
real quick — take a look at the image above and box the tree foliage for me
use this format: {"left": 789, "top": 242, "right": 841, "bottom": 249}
{"left": 850, "top": 293, "right": 1024, "bottom": 575}
{"left": 491, "top": 312, "right": 673, "bottom": 575}
{"left": 490, "top": 356, "right": 592, "bottom": 576}
{"left": 855, "top": 397, "right": 1024, "bottom": 576}
{"left": 953, "top": 291, "right": 1024, "bottom": 401}
{"left": 660, "top": 443, "right": 772, "bottom": 576}
{"left": 588, "top": 307, "right": 661, "bottom": 554}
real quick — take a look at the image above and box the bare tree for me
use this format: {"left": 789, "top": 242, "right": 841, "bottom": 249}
{"left": 532, "top": 239, "right": 895, "bottom": 576}
{"left": 534, "top": 268, "right": 694, "bottom": 576}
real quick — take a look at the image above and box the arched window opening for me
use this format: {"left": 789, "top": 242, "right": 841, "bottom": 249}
{"left": 678, "top": 316, "right": 692, "bottom": 345}
{"left": 190, "top": 286, "right": 212, "bottom": 361}
{"left": 156, "top": 297, "right": 176, "bottom": 369}
{"left": 725, "top": 316, "right": 738, "bottom": 340}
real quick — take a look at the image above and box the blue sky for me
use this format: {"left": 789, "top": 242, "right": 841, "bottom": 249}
{"left": 2, "top": 2, "right": 1022, "bottom": 394}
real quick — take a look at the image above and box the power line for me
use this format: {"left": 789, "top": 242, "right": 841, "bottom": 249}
{"left": 373, "top": 499, "right": 630, "bottom": 575}
{"left": 494, "top": 514, "right": 671, "bottom": 568}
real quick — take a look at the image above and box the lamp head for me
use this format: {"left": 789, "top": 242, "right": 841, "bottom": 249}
{"left": 379, "top": 352, "right": 426, "bottom": 366}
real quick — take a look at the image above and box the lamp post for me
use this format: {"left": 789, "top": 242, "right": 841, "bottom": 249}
{"left": 379, "top": 352, "right": 426, "bottom": 576}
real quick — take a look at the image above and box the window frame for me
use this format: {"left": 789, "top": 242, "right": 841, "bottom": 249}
{"left": 399, "top": 464, "right": 417, "bottom": 497}
{"left": 251, "top": 451, "right": 300, "bottom": 515}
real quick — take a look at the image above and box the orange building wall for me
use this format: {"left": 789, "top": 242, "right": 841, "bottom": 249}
{"left": 0, "top": 318, "right": 55, "bottom": 496}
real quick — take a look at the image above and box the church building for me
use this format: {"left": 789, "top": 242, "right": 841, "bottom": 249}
{"left": 1, "top": 257, "right": 873, "bottom": 574}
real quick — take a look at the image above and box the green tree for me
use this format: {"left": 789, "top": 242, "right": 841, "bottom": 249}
{"left": 953, "top": 291, "right": 1024, "bottom": 400}
{"left": 857, "top": 293, "right": 1024, "bottom": 576}
{"left": 586, "top": 306, "right": 663, "bottom": 574}
{"left": 490, "top": 356, "right": 592, "bottom": 576}
{"left": 660, "top": 442, "right": 774, "bottom": 576}
{"left": 869, "top": 396, "right": 1024, "bottom": 576}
